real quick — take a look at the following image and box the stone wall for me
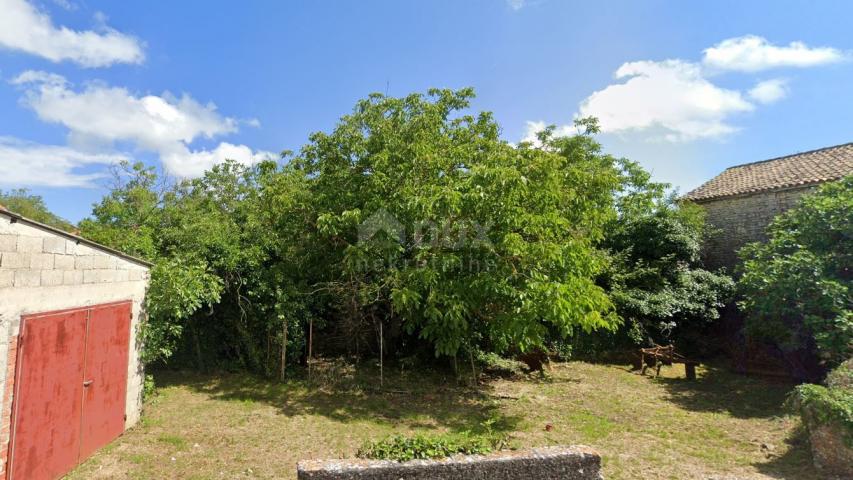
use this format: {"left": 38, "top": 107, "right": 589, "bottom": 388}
{"left": 297, "top": 446, "right": 602, "bottom": 480}
{"left": 695, "top": 186, "right": 814, "bottom": 271}
{"left": 0, "top": 211, "right": 149, "bottom": 476}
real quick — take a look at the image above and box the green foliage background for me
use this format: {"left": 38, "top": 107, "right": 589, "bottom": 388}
{"left": 69, "top": 88, "right": 733, "bottom": 373}
{"left": 1, "top": 189, "right": 75, "bottom": 232}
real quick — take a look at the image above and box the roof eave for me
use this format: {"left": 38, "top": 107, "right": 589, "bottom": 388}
{"left": 683, "top": 180, "right": 829, "bottom": 204}
{"left": 0, "top": 208, "right": 153, "bottom": 268}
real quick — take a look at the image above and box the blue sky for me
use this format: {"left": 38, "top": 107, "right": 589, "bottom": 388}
{"left": 1, "top": 0, "right": 851, "bottom": 222}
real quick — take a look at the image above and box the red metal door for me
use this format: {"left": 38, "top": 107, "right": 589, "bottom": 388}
{"left": 79, "top": 302, "right": 131, "bottom": 459}
{"left": 8, "top": 301, "right": 132, "bottom": 480}
{"left": 9, "top": 308, "right": 88, "bottom": 480}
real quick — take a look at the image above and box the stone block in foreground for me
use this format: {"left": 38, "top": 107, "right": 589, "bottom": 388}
{"left": 297, "top": 445, "right": 602, "bottom": 480}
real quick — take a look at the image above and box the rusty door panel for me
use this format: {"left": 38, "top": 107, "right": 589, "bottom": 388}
{"left": 8, "top": 300, "right": 133, "bottom": 480}
{"left": 10, "top": 309, "right": 88, "bottom": 480}
{"left": 79, "top": 301, "right": 131, "bottom": 459}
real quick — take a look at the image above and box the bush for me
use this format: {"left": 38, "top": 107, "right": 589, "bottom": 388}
{"left": 601, "top": 175, "right": 734, "bottom": 353}
{"left": 476, "top": 351, "right": 528, "bottom": 378}
{"left": 790, "top": 384, "right": 853, "bottom": 444}
{"left": 739, "top": 176, "right": 853, "bottom": 376}
{"left": 357, "top": 433, "right": 501, "bottom": 462}
{"left": 789, "top": 359, "right": 853, "bottom": 472}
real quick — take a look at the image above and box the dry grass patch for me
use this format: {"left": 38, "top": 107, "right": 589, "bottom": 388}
{"left": 68, "top": 360, "right": 816, "bottom": 479}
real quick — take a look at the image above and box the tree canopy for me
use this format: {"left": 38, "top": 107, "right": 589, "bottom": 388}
{"left": 76, "top": 88, "right": 735, "bottom": 374}
{"left": 739, "top": 175, "right": 853, "bottom": 378}
{"left": 1, "top": 189, "right": 75, "bottom": 232}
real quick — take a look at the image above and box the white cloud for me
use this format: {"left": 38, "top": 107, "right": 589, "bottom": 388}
{"left": 162, "top": 143, "right": 275, "bottom": 178}
{"left": 14, "top": 71, "right": 236, "bottom": 151}
{"left": 0, "top": 137, "right": 128, "bottom": 187}
{"left": 12, "top": 71, "right": 270, "bottom": 177}
{"left": 703, "top": 35, "right": 844, "bottom": 72}
{"left": 748, "top": 79, "right": 788, "bottom": 104}
{"left": 507, "top": 0, "right": 527, "bottom": 11}
{"left": 0, "top": 0, "right": 144, "bottom": 67}
{"left": 51, "top": 0, "right": 77, "bottom": 11}
{"left": 520, "top": 120, "right": 580, "bottom": 146}
{"left": 577, "top": 60, "right": 753, "bottom": 141}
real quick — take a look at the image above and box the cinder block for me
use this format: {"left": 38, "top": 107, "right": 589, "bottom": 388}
{"left": 53, "top": 254, "right": 75, "bottom": 270}
{"left": 75, "top": 244, "right": 96, "bottom": 256}
{"left": 0, "top": 235, "right": 16, "bottom": 252}
{"left": 13, "top": 270, "right": 40, "bottom": 287}
{"left": 0, "top": 270, "right": 12, "bottom": 288}
{"left": 41, "top": 270, "right": 64, "bottom": 286}
{"left": 115, "top": 269, "right": 130, "bottom": 282}
{"left": 129, "top": 269, "right": 148, "bottom": 281}
{"left": 63, "top": 270, "right": 84, "bottom": 285}
{"left": 83, "top": 270, "right": 99, "bottom": 284}
{"left": 93, "top": 254, "right": 117, "bottom": 270}
{"left": 16, "top": 237, "right": 42, "bottom": 253}
{"left": 29, "top": 253, "right": 54, "bottom": 270}
{"left": 75, "top": 255, "right": 95, "bottom": 270}
{"left": 0, "top": 253, "right": 29, "bottom": 269}
{"left": 42, "top": 237, "right": 66, "bottom": 254}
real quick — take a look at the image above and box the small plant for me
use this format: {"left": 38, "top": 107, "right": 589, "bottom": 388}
{"left": 143, "top": 373, "right": 157, "bottom": 400}
{"left": 157, "top": 434, "right": 188, "bottom": 451}
{"left": 357, "top": 433, "right": 501, "bottom": 462}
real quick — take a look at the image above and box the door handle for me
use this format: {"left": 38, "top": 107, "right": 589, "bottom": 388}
{"left": 83, "top": 380, "right": 93, "bottom": 387}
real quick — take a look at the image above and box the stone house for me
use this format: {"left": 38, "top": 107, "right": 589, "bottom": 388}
{"left": 684, "top": 143, "right": 853, "bottom": 271}
{"left": 0, "top": 206, "right": 150, "bottom": 480}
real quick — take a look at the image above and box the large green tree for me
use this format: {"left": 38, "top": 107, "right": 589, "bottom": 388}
{"left": 292, "top": 89, "right": 620, "bottom": 359}
{"left": 79, "top": 88, "right": 734, "bottom": 374}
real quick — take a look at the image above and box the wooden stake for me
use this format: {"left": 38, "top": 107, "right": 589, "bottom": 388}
{"left": 308, "top": 318, "right": 314, "bottom": 381}
{"left": 379, "top": 319, "right": 384, "bottom": 389}
{"left": 280, "top": 318, "right": 288, "bottom": 382}
{"left": 469, "top": 349, "right": 478, "bottom": 386}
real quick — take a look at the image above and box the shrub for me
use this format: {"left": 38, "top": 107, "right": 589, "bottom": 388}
{"left": 357, "top": 433, "right": 500, "bottom": 462}
{"left": 739, "top": 176, "right": 853, "bottom": 375}
{"left": 601, "top": 171, "right": 734, "bottom": 353}
{"left": 789, "top": 359, "right": 853, "bottom": 449}
{"left": 142, "top": 373, "right": 157, "bottom": 400}
{"left": 476, "top": 351, "right": 528, "bottom": 378}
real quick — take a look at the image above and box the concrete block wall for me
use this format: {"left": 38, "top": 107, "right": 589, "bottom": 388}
{"left": 696, "top": 186, "right": 813, "bottom": 271}
{"left": 0, "top": 211, "right": 149, "bottom": 474}
{"left": 0, "top": 336, "right": 16, "bottom": 479}
{"left": 297, "top": 446, "right": 603, "bottom": 480}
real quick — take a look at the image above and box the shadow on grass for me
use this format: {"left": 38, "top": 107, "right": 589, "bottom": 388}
{"left": 155, "top": 361, "right": 522, "bottom": 438}
{"left": 656, "top": 364, "right": 796, "bottom": 419}
{"left": 753, "top": 425, "right": 817, "bottom": 480}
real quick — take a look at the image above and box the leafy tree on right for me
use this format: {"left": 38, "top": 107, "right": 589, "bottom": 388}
{"left": 738, "top": 175, "right": 853, "bottom": 380}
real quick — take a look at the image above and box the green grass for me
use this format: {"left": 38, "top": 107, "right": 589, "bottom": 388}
{"left": 68, "top": 360, "right": 817, "bottom": 479}
{"left": 157, "top": 434, "right": 188, "bottom": 451}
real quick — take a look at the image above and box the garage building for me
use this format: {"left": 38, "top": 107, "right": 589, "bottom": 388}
{"left": 0, "top": 206, "right": 150, "bottom": 480}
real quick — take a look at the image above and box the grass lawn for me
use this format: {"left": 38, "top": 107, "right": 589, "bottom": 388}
{"left": 68, "top": 360, "right": 816, "bottom": 479}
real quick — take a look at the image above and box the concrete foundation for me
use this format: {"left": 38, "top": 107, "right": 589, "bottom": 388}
{"left": 297, "top": 446, "right": 603, "bottom": 480}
